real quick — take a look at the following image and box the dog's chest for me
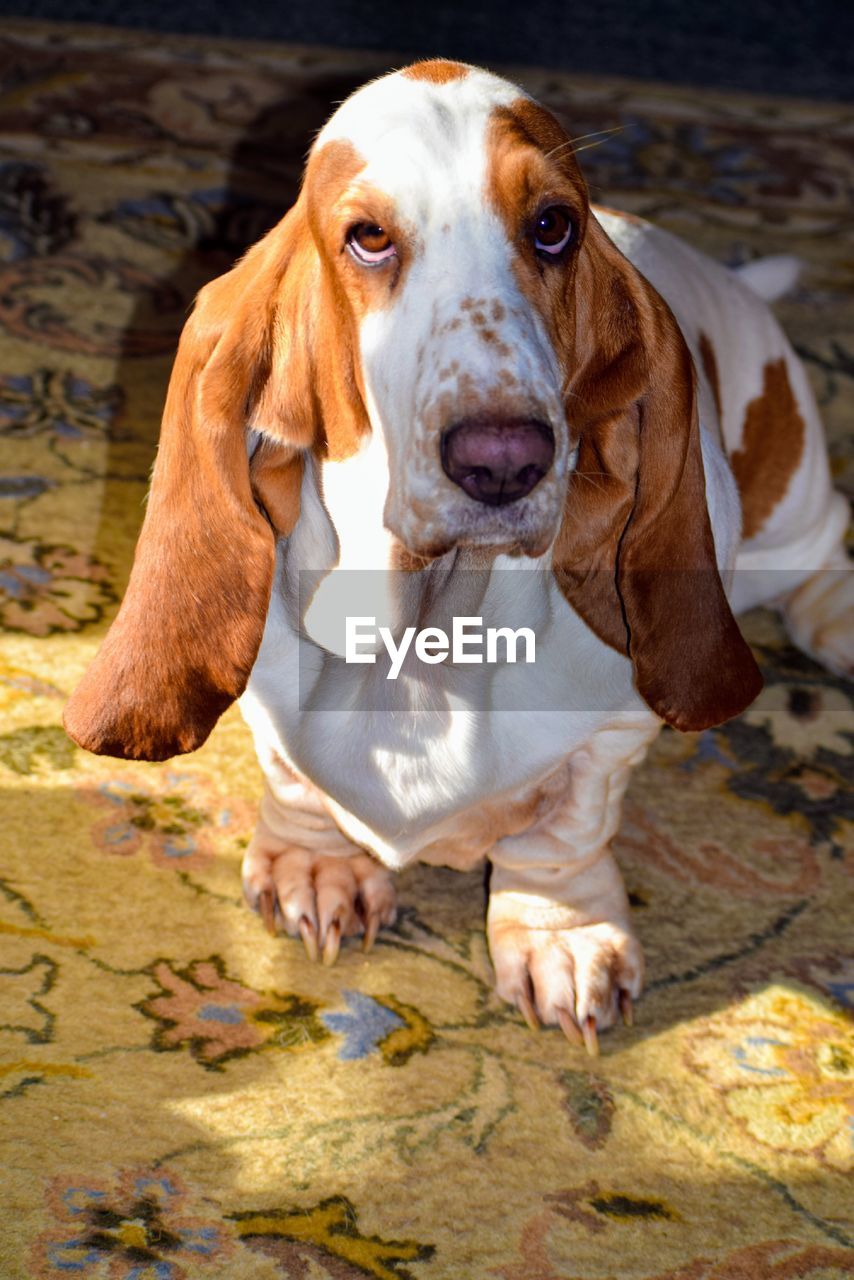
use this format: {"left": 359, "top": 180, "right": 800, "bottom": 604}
{"left": 243, "top": 550, "right": 646, "bottom": 867}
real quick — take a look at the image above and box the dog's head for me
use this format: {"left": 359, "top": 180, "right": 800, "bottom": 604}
{"left": 64, "top": 59, "right": 760, "bottom": 760}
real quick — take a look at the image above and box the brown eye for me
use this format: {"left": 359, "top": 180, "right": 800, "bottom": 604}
{"left": 533, "top": 206, "right": 573, "bottom": 256}
{"left": 348, "top": 223, "right": 396, "bottom": 264}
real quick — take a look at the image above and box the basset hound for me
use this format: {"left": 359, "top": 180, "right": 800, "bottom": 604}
{"left": 64, "top": 59, "right": 852, "bottom": 1053}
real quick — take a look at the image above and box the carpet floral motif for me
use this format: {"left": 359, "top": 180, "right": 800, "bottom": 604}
{"left": 0, "top": 368, "right": 122, "bottom": 443}
{"left": 31, "top": 1168, "right": 234, "bottom": 1278}
{"left": 0, "top": 20, "right": 851, "bottom": 1280}
{"left": 231, "top": 1196, "right": 435, "bottom": 1279}
{"left": 79, "top": 770, "right": 253, "bottom": 872}
{"left": 137, "top": 956, "right": 331, "bottom": 1068}
{"left": 685, "top": 985, "right": 854, "bottom": 1171}
{"left": 0, "top": 534, "right": 115, "bottom": 635}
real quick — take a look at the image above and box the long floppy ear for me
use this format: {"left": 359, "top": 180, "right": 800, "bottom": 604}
{"left": 64, "top": 205, "right": 320, "bottom": 761}
{"left": 554, "top": 216, "right": 762, "bottom": 730}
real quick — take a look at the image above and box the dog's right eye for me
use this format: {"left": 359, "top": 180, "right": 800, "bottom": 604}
{"left": 348, "top": 224, "right": 396, "bottom": 264}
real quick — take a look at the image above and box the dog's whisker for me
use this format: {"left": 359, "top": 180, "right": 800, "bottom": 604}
{"left": 572, "top": 137, "right": 618, "bottom": 156}
{"left": 572, "top": 471, "right": 609, "bottom": 495}
{"left": 544, "top": 126, "right": 626, "bottom": 160}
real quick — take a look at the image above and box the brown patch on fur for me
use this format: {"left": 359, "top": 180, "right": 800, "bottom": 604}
{"left": 305, "top": 140, "right": 418, "bottom": 444}
{"left": 729, "top": 358, "right": 805, "bottom": 539}
{"left": 64, "top": 136, "right": 382, "bottom": 761}
{"left": 486, "top": 98, "right": 589, "bottom": 392}
{"left": 474, "top": 323, "right": 511, "bottom": 355}
{"left": 402, "top": 59, "right": 469, "bottom": 84}
{"left": 251, "top": 441, "right": 304, "bottom": 536}
{"left": 553, "top": 218, "right": 762, "bottom": 728}
{"left": 391, "top": 541, "right": 440, "bottom": 572}
{"left": 484, "top": 105, "right": 761, "bottom": 731}
{"left": 698, "top": 331, "right": 723, "bottom": 420}
{"left": 484, "top": 97, "right": 760, "bottom": 726}
{"left": 487, "top": 98, "right": 586, "bottom": 247}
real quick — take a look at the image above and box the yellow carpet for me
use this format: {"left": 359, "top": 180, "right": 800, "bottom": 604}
{"left": 0, "top": 20, "right": 852, "bottom": 1279}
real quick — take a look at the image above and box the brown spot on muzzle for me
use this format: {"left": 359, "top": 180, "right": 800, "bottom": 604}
{"left": 729, "top": 358, "right": 805, "bottom": 539}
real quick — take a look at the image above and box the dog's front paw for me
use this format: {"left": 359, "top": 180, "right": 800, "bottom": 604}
{"left": 242, "top": 845, "right": 397, "bottom": 965}
{"left": 488, "top": 911, "right": 642, "bottom": 1055}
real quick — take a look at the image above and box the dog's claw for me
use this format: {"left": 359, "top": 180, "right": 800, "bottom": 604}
{"left": 259, "top": 888, "right": 277, "bottom": 937}
{"left": 299, "top": 916, "right": 319, "bottom": 963}
{"left": 582, "top": 1015, "right": 600, "bottom": 1057}
{"left": 619, "top": 990, "right": 634, "bottom": 1026}
{"left": 557, "top": 1007, "right": 583, "bottom": 1046}
{"left": 322, "top": 920, "right": 341, "bottom": 966}
{"left": 362, "top": 912, "right": 380, "bottom": 953}
{"left": 518, "top": 991, "right": 540, "bottom": 1031}
{"left": 242, "top": 847, "right": 397, "bottom": 961}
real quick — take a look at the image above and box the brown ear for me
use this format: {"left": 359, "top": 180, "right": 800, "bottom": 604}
{"left": 64, "top": 206, "right": 318, "bottom": 760}
{"left": 554, "top": 217, "right": 762, "bottom": 730}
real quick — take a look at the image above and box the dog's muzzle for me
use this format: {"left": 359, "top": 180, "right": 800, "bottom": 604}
{"left": 440, "top": 417, "right": 556, "bottom": 507}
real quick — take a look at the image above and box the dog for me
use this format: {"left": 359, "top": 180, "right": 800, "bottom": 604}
{"left": 64, "top": 59, "right": 852, "bottom": 1054}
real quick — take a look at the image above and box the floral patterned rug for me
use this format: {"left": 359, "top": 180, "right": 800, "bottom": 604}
{"left": 1, "top": 20, "right": 852, "bottom": 1280}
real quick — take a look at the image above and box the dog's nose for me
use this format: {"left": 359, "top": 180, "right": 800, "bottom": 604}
{"left": 440, "top": 418, "right": 555, "bottom": 506}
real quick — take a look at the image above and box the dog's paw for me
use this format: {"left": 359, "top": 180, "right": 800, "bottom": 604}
{"left": 488, "top": 915, "right": 642, "bottom": 1054}
{"left": 242, "top": 845, "right": 397, "bottom": 964}
{"left": 782, "top": 553, "right": 854, "bottom": 680}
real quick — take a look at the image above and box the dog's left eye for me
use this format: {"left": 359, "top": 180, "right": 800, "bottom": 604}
{"left": 347, "top": 223, "right": 396, "bottom": 264}
{"left": 533, "top": 206, "right": 573, "bottom": 256}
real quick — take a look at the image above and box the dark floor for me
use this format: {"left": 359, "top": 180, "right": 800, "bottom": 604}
{"left": 1, "top": 0, "right": 853, "bottom": 100}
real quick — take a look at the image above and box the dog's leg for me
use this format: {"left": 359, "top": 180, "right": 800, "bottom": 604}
{"left": 487, "top": 719, "right": 659, "bottom": 1053}
{"left": 242, "top": 769, "right": 397, "bottom": 965}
